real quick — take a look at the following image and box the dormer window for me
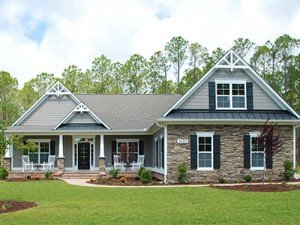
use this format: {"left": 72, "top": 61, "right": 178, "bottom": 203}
{"left": 216, "top": 81, "right": 246, "bottom": 109}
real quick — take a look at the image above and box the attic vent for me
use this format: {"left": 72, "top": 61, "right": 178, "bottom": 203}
{"left": 47, "top": 82, "right": 70, "bottom": 97}
{"left": 74, "top": 103, "right": 90, "bottom": 114}
{"left": 216, "top": 50, "right": 247, "bottom": 71}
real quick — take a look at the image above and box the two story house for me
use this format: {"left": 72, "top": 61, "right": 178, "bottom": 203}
{"left": 4, "top": 49, "right": 300, "bottom": 182}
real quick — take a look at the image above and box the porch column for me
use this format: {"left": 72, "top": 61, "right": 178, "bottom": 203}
{"left": 57, "top": 134, "right": 65, "bottom": 172}
{"left": 4, "top": 140, "right": 12, "bottom": 172}
{"left": 99, "top": 134, "right": 106, "bottom": 174}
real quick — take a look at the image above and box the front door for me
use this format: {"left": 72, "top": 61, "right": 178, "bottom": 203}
{"left": 78, "top": 142, "right": 90, "bottom": 170}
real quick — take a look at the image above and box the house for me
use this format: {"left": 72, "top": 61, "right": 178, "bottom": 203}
{"left": 4, "top": 50, "right": 300, "bottom": 182}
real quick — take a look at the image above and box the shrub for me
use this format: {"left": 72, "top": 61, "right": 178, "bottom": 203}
{"left": 0, "top": 167, "right": 8, "bottom": 179}
{"left": 134, "top": 176, "right": 140, "bottom": 180}
{"left": 283, "top": 160, "right": 295, "bottom": 181}
{"left": 177, "top": 162, "right": 188, "bottom": 183}
{"left": 44, "top": 170, "right": 53, "bottom": 180}
{"left": 138, "top": 167, "right": 146, "bottom": 177}
{"left": 243, "top": 175, "right": 252, "bottom": 182}
{"left": 218, "top": 177, "right": 226, "bottom": 183}
{"left": 140, "top": 169, "right": 151, "bottom": 184}
{"left": 109, "top": 168, "right": 120, "bottom": 178}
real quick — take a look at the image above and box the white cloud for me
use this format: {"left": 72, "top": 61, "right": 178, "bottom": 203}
{"left": 0, "top": 0, "right": 299, "bottom": 87}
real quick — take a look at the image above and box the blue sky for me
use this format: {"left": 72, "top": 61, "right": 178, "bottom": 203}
{"left": 0, "top": 0, "right": 299, "bottom": 86}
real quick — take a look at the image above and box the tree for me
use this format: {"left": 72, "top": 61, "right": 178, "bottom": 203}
{"left": 233, "top": 38, "right": 255, "bottom": 58}
{"left": 121, "top": 54, "right": 148, "bottom": 93}
{"left": 0, "top": 122, "right": 11, "bottom": 166}
{"left": 165, "top": 36, "right": 189, "bottom": 84}
{"left": 109, "top": 62, "right": 125, "bottom": 94}
{"left": 177, "top": 68, "right": 204, "bottom": 95}
{"left": 0, "top": 71, "right": 20, "bottom": 127}
{"left": 256, "top": 120, "right": 283, "bottom": 183}
{"left": 203, "top": 47, "right": 225, "bottom": 73}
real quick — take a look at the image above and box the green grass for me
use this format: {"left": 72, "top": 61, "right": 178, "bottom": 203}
{"left": 0, "top": 180, "right": 299, "bottom": 225}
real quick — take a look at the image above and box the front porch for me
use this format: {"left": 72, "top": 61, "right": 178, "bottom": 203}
{"left": 5, "top": 133, "right": 165, "bottom": 177}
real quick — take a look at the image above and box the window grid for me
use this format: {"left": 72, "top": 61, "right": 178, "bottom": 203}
{"left": 197, "top": 133, "right": 214, "bottom": 170}
{"left": 216, "top": 82, "right": 246, "bottom": 109}
{"left": 250, "top": 135, "right": 264, "bottom": 169}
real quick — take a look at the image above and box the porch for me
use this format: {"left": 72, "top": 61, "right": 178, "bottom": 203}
{"left": 5, "top": 133, "right": 165, "bottom": 176}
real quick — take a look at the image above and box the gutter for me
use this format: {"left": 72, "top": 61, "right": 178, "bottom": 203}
{"left": 156, "top": 122, "right": 168, "bottom": 184}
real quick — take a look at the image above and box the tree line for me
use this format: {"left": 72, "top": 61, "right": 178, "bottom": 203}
{"left": 0, "top": 34, "right": 299, "bottom": 127}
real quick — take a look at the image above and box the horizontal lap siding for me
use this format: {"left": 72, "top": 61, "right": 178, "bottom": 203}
{"left": 178, "top": 69, "right": 280, "bottom": 110}
{"left": 21, "top": 95, "right": 77, "bottom": 126}
{"left": 66, "top": 112, "right": 97, "bottom": 124}
{"left": 63, "top": 136, "right": 73, "bottom": 168}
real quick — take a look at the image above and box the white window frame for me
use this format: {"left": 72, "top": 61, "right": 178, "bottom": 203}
{"left": 249, "top": 132, "right": 264, "bottom": 170}
{"left": 196, "top": 132, "right": 214, "bottom": 171}
{"left": 27, "top": 139, "right": 51, "bottom": 164}
{"left": 154, "top": 136, "right": 163, "bottom": 169}
{"left": 215, "top": 80, "right": 247, "bottom": 110}
{"left": 116, "top": 139, "right": 140, "bottom": 163}
{"left": 72, "top": 136, "right": 95, "bottom": 170}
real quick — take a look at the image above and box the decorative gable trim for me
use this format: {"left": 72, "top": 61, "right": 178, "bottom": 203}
{"left": 13, "top": 82, "right": 80, "bottom": 126}
{"left": 163, "top": 49, "right": 300, "bottom": 119}
{"left": 54, "top": 102, "right": 110, "bottom": 130}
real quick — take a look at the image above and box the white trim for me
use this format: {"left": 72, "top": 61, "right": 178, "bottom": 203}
{"left": 215, "top": 80, "right": 247, "bottom": 110}
{"left": 162, "top": 49, "right": 300, "bottom": 119}
{"left": 249, "top": 132, "right": 264, "bottom": 170}
{"left": 116, "top": 139, "right": 139, "bottom": 143}
{"left": 293, "top": 126, "right": 296, "bottom": 169}
{"left": 196, "top": 132, "right": 214, "bottom": 170}
{"left": 12, "top": 82, "right": 80, "bottom": 126}
{"left": 164, "top": 125, "right": 167, "bottom": 183}
{"left": 72, "top": 136, "right": 96, "bottom": 170}
{"left": 58, "top": 135, "right": 63, "bottom": 157}
{"left": 26, "top": 139, "right": 51, "bottom": 164}
{"left": 100, "top": 135, "right": 105, "bottom": 158}
{"left": 54, "top": 102, "right": 110, "bottom": 130}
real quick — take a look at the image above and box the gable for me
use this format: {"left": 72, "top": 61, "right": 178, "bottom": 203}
{"left": 20, "top": 95, "right": 77, "bottom": 126}
{"left": 65, "top": 112, "right": 98, "bottom": 124}
{"left": 179, "top": 68, "right": 280, "bottom": 110}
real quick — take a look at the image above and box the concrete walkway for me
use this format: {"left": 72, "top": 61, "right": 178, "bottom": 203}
{"left": 62, "top": 178, "right": 300, "bottom": 188}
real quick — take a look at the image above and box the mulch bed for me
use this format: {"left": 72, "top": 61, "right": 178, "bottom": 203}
{"left": 0, "top": 201, "right": 37, "bottom": 214}
{"left": 87, "top": 177, "right": 160, "bottom": 186}
{"left": 211, "top": 183, "right": 300, "bottom": 192}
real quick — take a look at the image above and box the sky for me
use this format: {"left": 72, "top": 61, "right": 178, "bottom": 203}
{"left": 0, "top": 0, "right": 300, "bottom": 87}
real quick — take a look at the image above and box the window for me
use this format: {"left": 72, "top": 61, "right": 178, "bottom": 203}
{"left": 216, "top": 81, "right": 246, "bottom": 109}
{"left": 27, "top": 139, "right": 50, "bottom": 164}
{"left": 116, "top": 139, "right": 139, "bottom": 163}
{"left": 154, "top": 137, "right": 163, "bottom": 168}
{"left": 197, "top": 132, "right": 214, "bottom": 170}
{"left": 250, "top": 133, "right": 264, "bottom": 169}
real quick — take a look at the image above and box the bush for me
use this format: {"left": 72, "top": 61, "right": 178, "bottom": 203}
{"left": 0, "top": 167, "right": 8, "bottom": 179}
{"left": 177, "top": 162, "right": 188, "bottom": 183}
{"left": 138, "top": 167, "right": 146, "bottom": 177}
{"left": 218, "top": 177, "right": 226, "bottom": 183}
{"left": 283, "top": 160, "right": 295, "bottom": 181}
{"left": 134, "top": 176, "right": 140, "bottom": 180}
{"left": 243, "top": 175, "right": 252, "bottom": 182}
{"left": 44, "top": 170, "right": 52, "bottom": 180}
{"left": 140, "top": 169, "right": 151, "bottom": 184}
{"left": 109, "top": 168, "right": 120, "bottom": 178}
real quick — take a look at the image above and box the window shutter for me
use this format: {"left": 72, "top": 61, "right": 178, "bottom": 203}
{"left": 209, "top": 82, "right": 216, "bottom": 110}
{"left": 50, "top": 141, "right": 56, "bottom": 156}
{"left": 213, "top": 135, "right": 221, "bottom": 169}
{"left": 246, "top": 82, "right": 253, "bottom": 110}
{"left": 139, "top": 141, "right": 144, "bottom": 155}
{"left": 190, "top": 135, "right": 197, "bottom": 169}
{"left": 112, "top": 141, "right": 116, "bottom": 165}
{"left": 161, "top": 137, "right": 164, "bottom": 168}
{"left": 244, "top": 135, "right": 251, "bottom": 169}
{"left": 266, "top": 150, "right": 273, "bottom": 169}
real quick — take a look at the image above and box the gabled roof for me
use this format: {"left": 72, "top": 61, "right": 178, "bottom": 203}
{"left": 54, "top": 102, "right": 110, "bottom": 130}
{"left": 13, "top": 82, "right": 80, "bottom": 126}
{"left": 163, "top": 49, "right": 300, "bottom": 119}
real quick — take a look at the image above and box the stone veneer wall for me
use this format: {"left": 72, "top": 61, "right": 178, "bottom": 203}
{"left": 167, "top": 125, "right": 293, "bottom": 183}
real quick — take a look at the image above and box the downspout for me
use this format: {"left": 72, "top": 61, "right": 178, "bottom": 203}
{"left": 156, "top": 122, "right": 168, "bottom": 183}
{"left": 294, "top": 123, "right": 300, "bottom": 169}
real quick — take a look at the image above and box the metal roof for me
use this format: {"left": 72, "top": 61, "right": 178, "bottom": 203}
{"left": 165, "top": 109, "right": 298, "bottom": 120}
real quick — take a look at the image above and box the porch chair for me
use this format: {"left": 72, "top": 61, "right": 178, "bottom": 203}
{"left": 113, "top": 155, "right": 124, "bottom": 171}
{"left": 22, "top": 155, "right": 34, "bottom": 172}
{"left": 42, "top": 155, "right": 56, "bottom": 171}
{"left": 131, "top": 155, "right": 144, "bottom": 171}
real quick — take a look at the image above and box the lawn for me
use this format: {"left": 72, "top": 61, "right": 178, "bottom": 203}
{"left": 0, "top": 180, "right": 299, "bottom": 225}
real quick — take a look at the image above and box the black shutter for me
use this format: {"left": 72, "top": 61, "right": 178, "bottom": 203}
{"left": 246, "top": 82, "right": 253, "bottom": 110}
{"left": 244, "top": 135, "right": 251, "bottom": 169}
{"left": 190, "top": 135, "right": 197, "bottom": 169}
{"left": 50, "top": 141, "right": 55, "bottom": 156}
{"left": 139, "top": 141, "right": 144, "bottom": 155}
{"left": 161, "top": 137, "right": 164, "bottom": 168}
{"left": 209, "top": 82, "right": 216, "bottom": 110}
{"left": 112, "top": 141, "right": 116, "bottom": 165}
{"left": 213, "top": 135, "right": 221, "bottom": 169}
{"left": 266, "top": 151, "right": 273, "bottom": 169}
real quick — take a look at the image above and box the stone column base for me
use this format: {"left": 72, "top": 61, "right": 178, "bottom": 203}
{"left": 3, "top": 157, "right": 12, "bottom": 172}
{"left": 56, "top": 157, "right": 65, "bottom": 172}
{"left": 99, "top": 157, "right": 106, "bottom": 175}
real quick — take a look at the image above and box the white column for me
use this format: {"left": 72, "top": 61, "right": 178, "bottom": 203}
{"left": 100, "top": 134, "right": 105, "bottom": 158}
{"left": 59, "top": 134, "right": 64, "bottom": 157}
{"left": 4, "top": 134, "right": 11, "bottom": 157}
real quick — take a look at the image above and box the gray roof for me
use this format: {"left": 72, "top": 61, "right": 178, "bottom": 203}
{"left": 7, "top": 125, "right": 55, "bottom": 132}
{"left": 56, "top": 124, "right": 107, "bottom": 131}
{"left": 76, "top": 94, "right": 181, "bottom": 130}
{"left": 165, "top": 109, "right": 298, "bottom": 120}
